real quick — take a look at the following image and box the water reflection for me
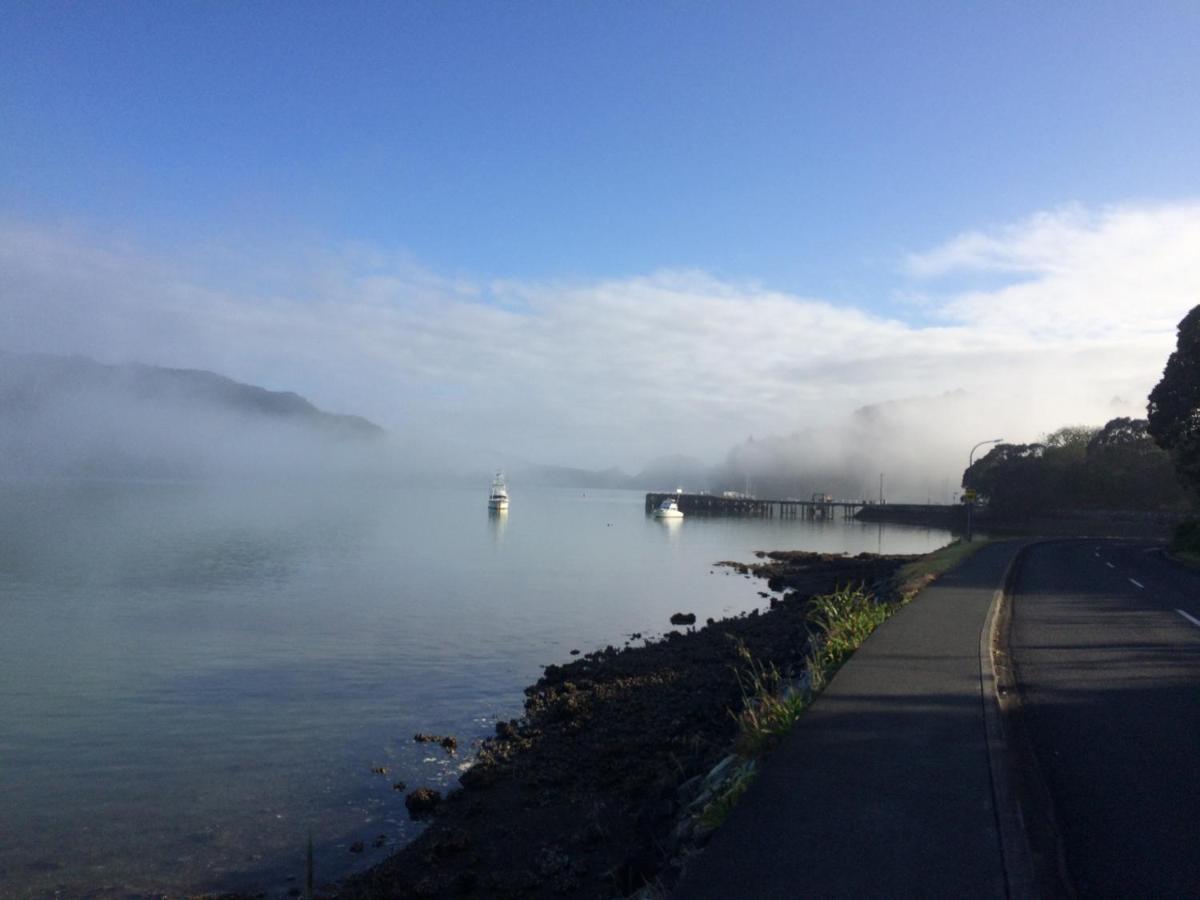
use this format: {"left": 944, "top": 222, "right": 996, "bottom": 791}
{"left": 487, "top": 506, "right": 508, "bottom": 542}
{"left": 655, "top": 515, "right": 683, "bottom": 541}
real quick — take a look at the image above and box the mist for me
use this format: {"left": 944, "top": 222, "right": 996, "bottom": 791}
{"left": 2, "top": 201, "right": 1197, "bottom": 494}
{"left": 0, "top": 352, "right": 405, "bottom": 483}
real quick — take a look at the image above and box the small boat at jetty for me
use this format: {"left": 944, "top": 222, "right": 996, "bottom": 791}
{"left": 653, "top": 497, "right": 683, "bottom": 519}
{"left": 488, "top": 473, "right": 509, "bottom": 510}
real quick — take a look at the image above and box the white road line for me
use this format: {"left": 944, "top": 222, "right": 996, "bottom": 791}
{"left": 1129, "top": 578, "right": 1144, "bottom": 589}
{"left": 1177, "top": 609, "right": 1200, "bottom": 629}
{"left": 1106, "top": 562, "right": 1115, "bottom": 569}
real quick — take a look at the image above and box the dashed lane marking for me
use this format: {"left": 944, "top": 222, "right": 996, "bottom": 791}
{"left": 1177, "top": 609, "right": 1200, "bottom": 629}
{"left": 1106, "top": 562, "right": 1115, "bottom": 569}
{"left": 1129, "top": 578, "right": 1144, "bottom": 589}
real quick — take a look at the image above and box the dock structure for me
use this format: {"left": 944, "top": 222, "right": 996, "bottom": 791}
{"left": 645, "top": 492, "right": 866, "bottom": 520}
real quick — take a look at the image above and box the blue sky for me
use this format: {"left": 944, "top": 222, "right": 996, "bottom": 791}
{"left": 3, "top": 3, "right": 1200, "bottom": 483}
{"left": 5, "top": 2, "right": 1197, "bottom": 302}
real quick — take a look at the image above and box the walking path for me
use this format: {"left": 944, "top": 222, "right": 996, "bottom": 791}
{"left": 673, "top": 540, "right": 1024, "bottom": 899}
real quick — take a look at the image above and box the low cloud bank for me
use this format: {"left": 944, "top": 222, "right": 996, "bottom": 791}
{"left": 0, "top": 352, "right": 396, "bottom": 481}
{"left": 1, "top": 200, "right": 1195, "bottom": 497}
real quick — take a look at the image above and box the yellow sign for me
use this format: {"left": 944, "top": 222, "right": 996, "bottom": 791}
{"left": 963, "top": 489, "right": 977, "bottom": 502}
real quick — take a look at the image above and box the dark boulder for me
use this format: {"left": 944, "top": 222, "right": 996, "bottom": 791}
{"left": 405, "top": 787, "right": 443, "bottom": 819}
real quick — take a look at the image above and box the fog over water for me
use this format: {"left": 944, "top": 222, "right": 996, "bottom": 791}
{"left": 4, "top": 202, "right": 1198, "bottom": 497}
{"left": 3, "top": 5, "right": 1198, "bottom": 897}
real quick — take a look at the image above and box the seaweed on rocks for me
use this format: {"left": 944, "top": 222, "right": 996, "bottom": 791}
{"left": 339, "top": 551, "right": 914, "bottom": 899}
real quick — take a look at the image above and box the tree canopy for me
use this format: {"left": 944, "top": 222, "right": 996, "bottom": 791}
{"left": 963, "top": 418, "right": 1184, "bottom": 515}
{"left": 1148, "top": 305, "right": 1200, "bottom": 493}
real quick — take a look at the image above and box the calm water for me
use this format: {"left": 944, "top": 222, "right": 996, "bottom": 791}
{"left": 0, "top": 481, "right": 954, "bottom": 898}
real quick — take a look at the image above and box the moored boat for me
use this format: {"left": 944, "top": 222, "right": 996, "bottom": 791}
{"left": 652, "top": 497, "right": 683, "bottom": 519}
{"left": 488, "top": 473, "right": 509, "bottom": 510}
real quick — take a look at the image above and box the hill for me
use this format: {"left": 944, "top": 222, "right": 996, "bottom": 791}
{"left": 0, "top": 351, "right": 385, "bottom": 478}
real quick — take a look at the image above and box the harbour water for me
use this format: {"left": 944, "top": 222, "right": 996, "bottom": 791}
{"left": 0, "top": 481, "right": 955, "bottom": 897}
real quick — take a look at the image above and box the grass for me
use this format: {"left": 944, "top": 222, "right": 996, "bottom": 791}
{"left": 698, "top": 539, "right": 993, "bottom": 832}
{"left": 892, "top": 538, "right": 991, "bottom": 602}
{"left": 729, "top": 639, "right": 812, "bottom": 758}
{"left": 806, "top": 584, "right": 895, "bottom": 680}
{"left": 698, "top": 766, "right": 757, "bottom": 830}
{"left": 731, "top": 539, "right": 992, "bottom": 760}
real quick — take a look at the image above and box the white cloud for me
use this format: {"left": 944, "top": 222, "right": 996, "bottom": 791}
{"left": 1, "top": 201, "right": 1197, "bottom": 482}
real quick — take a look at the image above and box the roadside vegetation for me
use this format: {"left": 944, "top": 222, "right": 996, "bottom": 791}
{"left": 699, "top": 539, "right": 989, "bottom": 829}
{"left": 962, "top": 417, "right": 1186, "bottom": 517}
{"left": 1149, "top": 304, "right": 1200, "bottom": 557}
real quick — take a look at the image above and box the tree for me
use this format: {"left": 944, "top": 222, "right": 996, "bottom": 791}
{"left": 1043, "top": 425, "right": 1098, "bottom": 450}
{"left": 1088, "top": 417, "right": 1153, "bottom": 450}
{"left": 1087, "top": 418, "right": 1182, "bottom": 509}
{"left": 961, "top": 418, "right": 1185, "bottom": 515}
{"left": 1148, "top": 305, "right": 1200, "bottom": 493}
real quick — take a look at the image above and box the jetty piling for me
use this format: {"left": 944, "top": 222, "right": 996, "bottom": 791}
{"left": 644, "top": 492, "right": 866, "bottom": 520}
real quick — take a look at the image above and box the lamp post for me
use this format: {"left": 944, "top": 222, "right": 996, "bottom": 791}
{"left": 965, "top": 438, "right": 1004, "bottom": 542}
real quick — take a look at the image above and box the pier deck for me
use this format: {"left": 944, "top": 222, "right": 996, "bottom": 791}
{"left": 645, "top": 492, "right": 865, "bottom": 519}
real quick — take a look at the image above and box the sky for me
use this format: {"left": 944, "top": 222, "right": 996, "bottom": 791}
{"left": 3, "top": 2, "right": 1200, "bottom": 480}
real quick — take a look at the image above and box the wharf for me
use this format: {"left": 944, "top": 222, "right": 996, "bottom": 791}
{"left": 645, "top": 493, "right": 968, "bottom": 527}
{"left": 645, "top": 492, "right": 865, "bottom": 520}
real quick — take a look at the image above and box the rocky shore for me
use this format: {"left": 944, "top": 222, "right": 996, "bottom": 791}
{"left": 337, "top": 551, "right": 915, "bottom": 899}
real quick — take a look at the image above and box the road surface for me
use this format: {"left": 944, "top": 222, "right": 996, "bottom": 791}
{"left": 1009, "top": 539, "right": 1200, "bottom": 897}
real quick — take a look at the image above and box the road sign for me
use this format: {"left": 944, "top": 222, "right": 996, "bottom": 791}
{"left": 963, "top": 488, "right": 977, "bottom": 502}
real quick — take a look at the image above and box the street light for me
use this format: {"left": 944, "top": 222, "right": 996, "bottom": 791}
{"left": 965, "top": 438, "right": 1004, "bottom": 542}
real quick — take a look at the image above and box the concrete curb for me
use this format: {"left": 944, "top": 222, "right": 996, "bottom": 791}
{"left": 979, "top": 541, "right": 1038, "bottom": 898}
{"left": 987, "top": 538, "right": 1083, "bottom": 899}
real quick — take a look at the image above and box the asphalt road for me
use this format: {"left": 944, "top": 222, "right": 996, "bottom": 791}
{"left": 674, "top": 542, "right": 1016, "bottom": 899}
{"left": 1010, "top": 540, "right": 1200, "bottom": 897}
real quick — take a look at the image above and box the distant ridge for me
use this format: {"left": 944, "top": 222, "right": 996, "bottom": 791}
{"left": 0, "top": 350, "right": 385, "bottom": 439}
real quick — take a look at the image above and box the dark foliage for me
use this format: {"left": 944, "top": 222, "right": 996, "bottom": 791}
{"left": 1148, "top": 305, "right": 1200, "bottom": 493}
{"left": 963, "top": 418, "right": 1185, "bottom": 515}
{"left": 1171, "top": 520, "right": 1200, "bottom": 556}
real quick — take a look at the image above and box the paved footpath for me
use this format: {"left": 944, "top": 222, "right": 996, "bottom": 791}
{"left": 674, "top": 540, "right": 1022, "bottom": 899}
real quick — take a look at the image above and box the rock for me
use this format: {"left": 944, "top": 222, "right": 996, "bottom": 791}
{"left": 414, "top": 733, "right": 458, "bottom": 755}
{"left": 534, "top": 845, "right": 570, "bottom": 876}
{"left": 392, "top": 780, "right": 407, "bottom": 792}
{"left": 459, "top": 763, "right": 500, "bottom": 789}
{"left": 669, "top": 612, "right": 696, "bottom": 626}
{"left": 373, "top": 833, "right": 387, "bottom": 848}
{"left": 495, "top": 719, "right": 518, "bottom": 740}
{"left": 570, "top": 648, "right": 580, "bottom": 655}
{"left": 675, "top": 774, "right": 704, "bottom": 805}
{"left": 370, "top": 765, "right": 387, "bottom": 775}
{"left": 429, "top": 827, "right": 472, "bottom": 857}
{"left": 349, "top": 840, "right": 365, "bottom": 854}
{"left": 452, "top": 871, "right": 478, "bottom": 893}
{"left": 702, "top": 754, "right": 738, "bottom": 790}
{"left": 405, "top": 787, "right": 443, "bottom": 819}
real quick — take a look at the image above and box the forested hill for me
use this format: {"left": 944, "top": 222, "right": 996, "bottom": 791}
{"left": 0, "top": 351, "right": 385, "bottom": 478}
{"left": 0, "top": 351, "right": 384, "bottom": 438}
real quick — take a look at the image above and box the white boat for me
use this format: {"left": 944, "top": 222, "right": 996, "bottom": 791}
{"left": 653, "top": 497, "right": 683, "bottom": 519}
{"left": 488, "top": 473, "right": 509, "bottom": 510}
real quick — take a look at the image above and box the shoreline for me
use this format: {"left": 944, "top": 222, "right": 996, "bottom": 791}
{"left": 333, "top": 550, "right": 916, "bottom": 899}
